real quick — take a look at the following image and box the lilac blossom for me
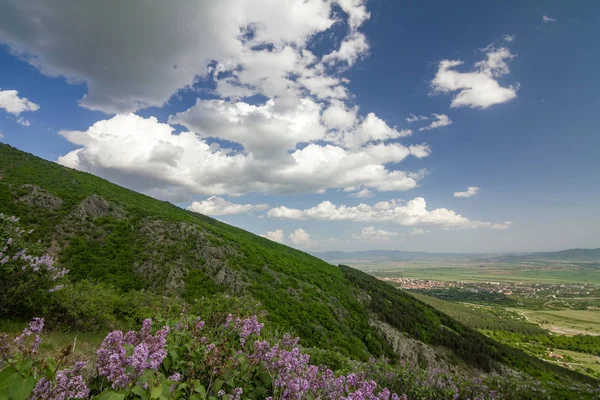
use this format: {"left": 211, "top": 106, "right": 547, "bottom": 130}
{"left": 14, "top": 317, "right": 44, "bottom": 356}
{"left": 32, "top": 362, "right": 89, "bottom": 400}
{"left": 96, "top": 319, "right": 170, "bottom": 389}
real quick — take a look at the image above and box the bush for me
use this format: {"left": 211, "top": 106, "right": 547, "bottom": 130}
{"left": 0, "top": 214, "right": 68, "bottom": 318}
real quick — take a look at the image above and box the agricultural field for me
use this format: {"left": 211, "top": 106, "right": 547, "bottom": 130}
{"left": 351, "top": 260, "right": 600, "bottom": 286}
{"left": 347, "top": 259, "right": 600, "bottom": 379}
{"left": 554, "top": 349, "right": 600, "bottom": 377}
{"left": 510, "top": 309, "right": 600, "bottom": 336}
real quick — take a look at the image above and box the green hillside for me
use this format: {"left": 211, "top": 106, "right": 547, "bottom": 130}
{"left": 0, "top": 143, "right": 598, "bottom": 396}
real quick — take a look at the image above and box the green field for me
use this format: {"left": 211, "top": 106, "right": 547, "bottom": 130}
{"left": 510, "top": 309, "right": 600, "bottom": 336}
{"left": 555, "top": 349, "right": 600, "bottom": 377}
{"left": 351, "top": 260, "right": 600, "bottom": 285}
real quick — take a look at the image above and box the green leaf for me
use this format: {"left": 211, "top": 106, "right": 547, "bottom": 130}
{"left": 194, "top": 383, "right": 207, "bottom": 399}
{"left": 238, "top": 357, "right": 248, "bottom": 372}
{"left": 131, "top": 385, "right": 149, "bottom": 399}
{"left": 15, "top": 358, "right": 32, "bottom": 374}
{"left": 150, "top": 384, "right": 162, "bottom": 399}
{"left": 170, "top": 350, "right": 179, "bottom": 364}
{"left": 5, "top": 377, "right": 35, "bottom": 400}
{"left": 212, "top": 379, "right": 223, "bottom": 393}
{"left": 99, "top": 391, "right": 126, "bottom": 400}
{"left": 0, "top": 367, "right": 17, "bottom": 386}
{"left": 162, "top": 356, "right": 171, "bottom": 371}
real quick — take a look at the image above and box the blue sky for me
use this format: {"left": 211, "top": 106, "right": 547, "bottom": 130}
{"left": 0, "top": 0, "right": 598, "bottom": 253}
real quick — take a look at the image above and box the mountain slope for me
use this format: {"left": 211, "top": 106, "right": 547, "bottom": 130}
{"left": 0, "top": 143, "right": 597, "bottom": 390}
{"left": 0, "top": 143, "right": 387, "bottom": 360}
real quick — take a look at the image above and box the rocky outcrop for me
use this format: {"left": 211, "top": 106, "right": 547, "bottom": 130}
{"left": 18, "top": 185, "right": 63, "bottom": 211}
{"left": 71, "top": 194, "right": 124, "bottom": 220}
{"left": 371, "top": 319, "right": 452, "bottom": 369}
{"left": 137, "top": 219, "right": 246, "bottom": 293}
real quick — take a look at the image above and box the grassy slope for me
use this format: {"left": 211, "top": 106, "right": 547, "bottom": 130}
{"left": 0, "top": 143, "right": 597, "bottom": 389}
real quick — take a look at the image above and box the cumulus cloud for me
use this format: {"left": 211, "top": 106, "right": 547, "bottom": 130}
{"left": 352, "top": 226, "right": 400, "bottom": 240}
{"left": 289, "top": 228, "right": 312, "bottom": 246}
{"left": 328, "top": 112, "right": 412, "bottom": 149}
{"left": 542, "top": 15, "right": 556, "bottom": 23}
{"left": 268, "top": 197, "right": 510, "bottom": 229}
{"left": 0, "top": 0, "right": 369, "bottom": 114}
{"left": 503, "top": 34, "right": 516, "bottom": 42}
{"left": 406, "top": 114, "right": 428, "bottom": 123}
{"left": 0, "top": 131, "right": 4, "bottom": 139}
{"left": 58, "top": 114, "right": 427, "bottom": 200}
{"left": 453, "top": 186, "right": 480, "bottom": 198}
{"left": 418, "top": 114, "right": 452, "bottom": 131}
{"left": 322, "top": 100, "right": 358, "bottom": 130}
{"left": 16, "top": 2, "right": 428, "bottom": 201}
{"left": 0, "top": 89, "right": 39, "bottom": 115}
{"left": 187, "top": 196, "right": 268, "bottom": 216}
{"left": 431, "top": 46, "right": 519, "bottom": 109}
{"left": 260, "top": 229, "right": 285, "bottom": 243}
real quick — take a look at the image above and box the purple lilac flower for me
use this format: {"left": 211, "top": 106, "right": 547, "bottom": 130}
{"left": 31, "top": 362, "right": 89, "bottom": 399}
{"left": 168, "top": 372, "right": 182, "bottom": 382}
{"left": 96, "top": 319, "right": 169, "bottom": 389}
{"left": 14, "top": 318, "right": 44, "bottom": 355}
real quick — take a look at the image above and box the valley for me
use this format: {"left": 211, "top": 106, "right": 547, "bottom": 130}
{"left": 334, "top": 258, "right": 600, "bottom": 380}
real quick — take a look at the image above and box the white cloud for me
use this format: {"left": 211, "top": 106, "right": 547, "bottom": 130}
{"left": 406, "top": 114, "right": 428, "bottom": 123}
{"left": 336, "top": 0, "right": 371, "bottom": 30}
{"left": 16, "top": 117, "right": 31, "bottom": 127}
{"left": 351, "top": 188, "right": 374, "bottom": 198}
{"left": 322, "top": 100, "right": 358, "bottom": 130}
{"left": 0, "top": 131, "right": 4, "bottom": 139}
{"left": 268, "top": 197, "right": 510, "bottom": 229}
{"left": 431, "top": 46, "right": 519, "bottom": 109}
{"left": 409, "top": 228, "right": 429, "bottom": 236}
{"left": 187, "top": 196, "right": 268, "bottom": 216}
{"left": 418, "top": 114, "right": 452, "bottom": 131}
{"left": 503, "top": 34, "right": 516, "bottom": 42}
{"left": 58, "top": 114, "right": 425, "bottom": 200}
{"left": 0, "top": 0, "right": 368, "bottom": 114}
{"left": 289, "top": 228, "right": 311, "bottom": 246}
{"left": 408, "top": 144, "right": 431, "bottom": 158}
{"left": 5, "top": 2, "right": 430, "bottom": 202}
{"left": 453, "top": 186, "right": 480, "bottom": 198}
{"left": 330, "top": 112, "right": 412, "bottom": 149}
{"left": 260, "top": 229, "right": 284, "bottom": 243}
{"left": 0, "top": 89, "right": 39, "bottom": 115}
{"left": 542, "top": 15, "right": 556, "bottom": 23}
{"left": 322, "top": 31, "right": 369, "bottom": 66}
{"left": 170, "top": 97, "right": 327, "bottom": 157}
{"left": 352, "top": 226, "right": 400, "bottom": 240}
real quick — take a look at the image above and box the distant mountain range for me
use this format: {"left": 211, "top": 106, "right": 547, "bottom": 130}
{"left": 312, "top": 247, "right": 600, "bottom": 263}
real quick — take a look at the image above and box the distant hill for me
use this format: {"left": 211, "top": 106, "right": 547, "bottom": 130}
{"left": 489, "top": 248, "right": 600, "bottom": 262}
{"left": 0, "top": 142, "right": 596, "bottom": 391}
{"left": 312, "top": 249, "right": 478, "bottom": 262}
{"left": 313, "top": 247, "right": 600, "bottom": 263}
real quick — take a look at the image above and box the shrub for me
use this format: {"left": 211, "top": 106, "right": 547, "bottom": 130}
{"left": 0, "top": 214, "right": 68, "bottom": 318}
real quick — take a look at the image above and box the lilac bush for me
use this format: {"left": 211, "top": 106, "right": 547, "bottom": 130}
{"left": 1, "top": 315, "right": 599, "bottom": 399}
{"left": 31, "top": 362, "right": 90, "bottom": 400}
{"left": 96, "top": 318, "right": 170, "bottom": 389}
{"left": 0, "top": 214, "right": 68, "bottom": 315}
{"left": 0, "top": 318, "right": 89, "bottom": 400}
